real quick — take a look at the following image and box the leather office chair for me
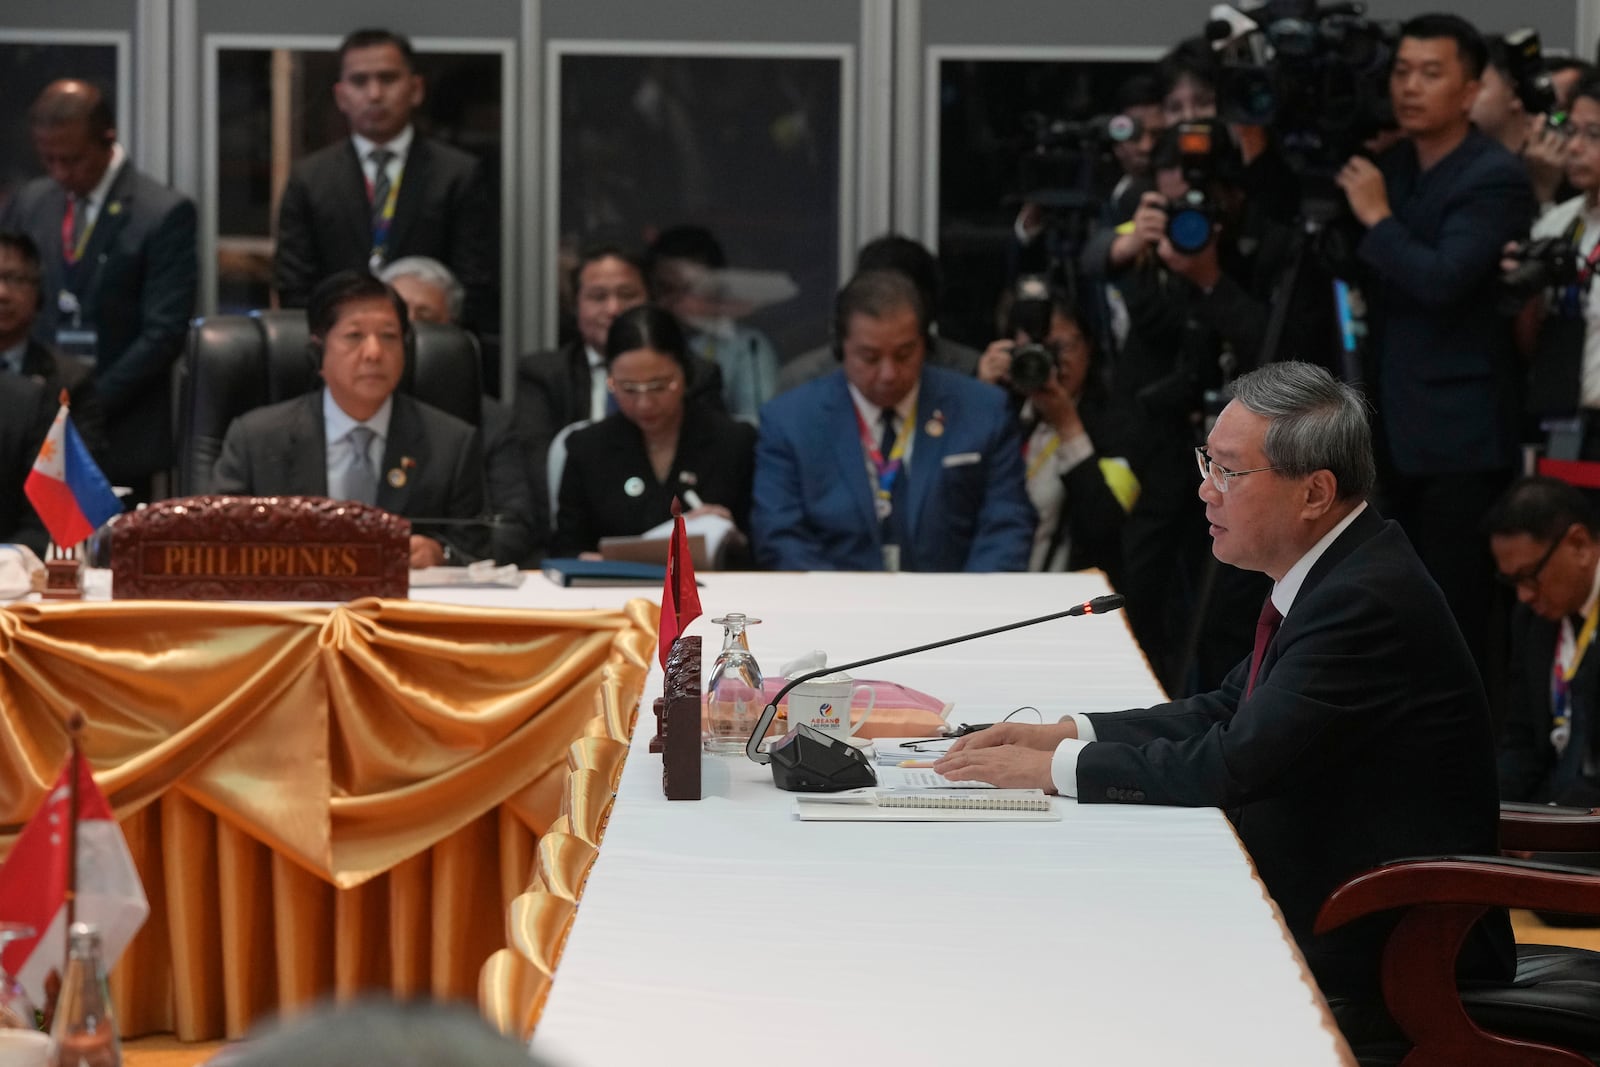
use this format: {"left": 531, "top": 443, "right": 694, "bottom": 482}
{"left": 176, "top": 310, "right": 483, "bottom": 496}
{"left": 1318, "top": 804, "right": 1600, "bottom": 1066}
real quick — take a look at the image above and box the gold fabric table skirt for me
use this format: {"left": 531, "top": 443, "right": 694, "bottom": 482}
{"left": 0, "top": 596, "right": 654, "bottom": 1041}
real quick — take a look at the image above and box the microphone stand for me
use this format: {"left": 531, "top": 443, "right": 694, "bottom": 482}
{"left": 743, "top": 594, "right": 1125, "bottom": 788}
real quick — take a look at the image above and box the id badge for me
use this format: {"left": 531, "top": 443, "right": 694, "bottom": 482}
{"left": 55, "top": 328, "right": 98, "bottom": 367}
{"left": 881, "top": 543, "right": 901, "bottom": 573}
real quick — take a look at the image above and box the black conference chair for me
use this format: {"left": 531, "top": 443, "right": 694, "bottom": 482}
{"left": 175, "top": 310, "right": 482, "bottom": 496}
{"left": 1318, "top": 804, "right": 1600, "bottom": 1066}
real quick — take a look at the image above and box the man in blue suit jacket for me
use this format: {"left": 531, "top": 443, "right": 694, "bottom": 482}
{"left": 753, "top": 270, "right": 1034, "bottom": 572}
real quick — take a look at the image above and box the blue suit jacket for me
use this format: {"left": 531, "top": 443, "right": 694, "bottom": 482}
{"left": 1359, "top": 128, "right": 1534, "bottom": 475}
{"left": 752, "top": 365, "right": 1034, "bottom": 571}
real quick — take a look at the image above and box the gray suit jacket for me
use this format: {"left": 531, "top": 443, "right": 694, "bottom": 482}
{"left": 211, "top": 390, "right": 487, "bottom": 558}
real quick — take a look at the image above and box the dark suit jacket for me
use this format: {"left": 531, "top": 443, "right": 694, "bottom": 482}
{"left": 1077, "top": 507, "right": 1512, "bottom": 997}
{"left": 0, "top": 163, "right": 197, "bottom": 483}
{"left": 1499, "top": 602, "right": 1600, "bottom": 808}
{"left": 480, "top": 397, "right": 545, "bottom": 567}
{"left": 16, "top": 338, "right": 106, "bottom": 461}
{"left": 0, "top": 372, "right": 55, "bottom": 552}
{"left": 551, "top": 402, "right": 756, "bottom": 557}
{"left": 752, "top": 366, "right": 1035, "bottom": 572}
{"left": 513, "top": 338, "right": 726, "bottom": 460}
{"left": 274, "top": 136, "right": 493, "bottom": 327}
{"left": 211, "top": 390, "right": 487, "bottom": 559}
{"left": 1359, "top": 129, "right": 1535, "bottom": 475}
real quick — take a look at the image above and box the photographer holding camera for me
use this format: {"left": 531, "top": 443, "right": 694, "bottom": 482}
{"left": 1472, "top": 33, "right": 1572, "bottom": 211}
{"left": 1506, "top": 76, "right": 1600, "bottom": 454}
{"left": 1336, "top": 13, "right": 1535, "bottom": 672}
{"left": 980, "top": 280, "right": 1134, "bottom": 579}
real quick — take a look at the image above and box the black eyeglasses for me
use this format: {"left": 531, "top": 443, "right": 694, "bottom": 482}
{"left": 1495, "top": 532, "right": 1567, "bottom": 589}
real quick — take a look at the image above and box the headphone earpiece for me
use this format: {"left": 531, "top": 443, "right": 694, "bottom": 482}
{"left": 306, "top": 337, "right": 324, "bottom": 378}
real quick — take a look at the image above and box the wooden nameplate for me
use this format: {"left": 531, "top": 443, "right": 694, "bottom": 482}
{"left": 661, "top": 636, "right": 702, "bottom": 801}
{"left": 111, "top": 495, "right": 410, "bottom": 600}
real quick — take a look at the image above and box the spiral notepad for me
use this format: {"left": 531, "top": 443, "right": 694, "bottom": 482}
{"left": 876, "top": 789, "right": 1051, "bottom": 811}
{"left": 794, "top": 789, "right": 1060, "bottom": 822}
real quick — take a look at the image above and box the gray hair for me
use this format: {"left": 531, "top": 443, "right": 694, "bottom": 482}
{"left": 1228, "top": 361, "right": 1375, "bottom": 501}
{"left": 379, "top": 256, "right": 465, "bottom": 322}
{"left": 225, "top": 997, "right": 548, "bottom": 1067}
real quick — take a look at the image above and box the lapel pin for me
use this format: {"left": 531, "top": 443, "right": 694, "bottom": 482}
{"left": 387, "top": 456, "right": 415, "bottom": 488}
{"left": 624, "top": 476, "right": 646, "bottom": 498}
{"left": 926, "top": 409, "right": 946, "bottom": 438}
{"left": 107, "top": 201, "right": 123, "bottom": 217}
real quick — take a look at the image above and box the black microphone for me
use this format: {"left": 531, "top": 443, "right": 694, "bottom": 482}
{"left": 745, "top": 593, "right": 1126, "bottom": 792}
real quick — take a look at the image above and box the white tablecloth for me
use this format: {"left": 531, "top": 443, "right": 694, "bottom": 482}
{"left": 516, "top": 571, "right": 1353, "bottom": 1067}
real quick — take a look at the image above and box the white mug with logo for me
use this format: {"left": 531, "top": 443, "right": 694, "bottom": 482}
{"left": 787, "top": 671, "right": 876, "bottom": 741}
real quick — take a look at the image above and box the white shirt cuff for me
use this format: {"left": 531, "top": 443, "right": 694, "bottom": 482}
{"left": 1055, "top": 431, "right": 1094, "bottom": 474}
{"left": 1069, "top": 712, "right": 1097, "bottom": 742}
{"left": 1050, "top": 737, "right": 1092, "bottom": 798}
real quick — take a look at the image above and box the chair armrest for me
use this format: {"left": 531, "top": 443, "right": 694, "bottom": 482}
{"left": 1317, "top": 856, "right": 1600, "bottom": 934}
{"left": 1316, "top": 857, "right": 1600, "bottom": 1067}
{"left": 1499, "top": 802, "right": 1600, "bottom": 853}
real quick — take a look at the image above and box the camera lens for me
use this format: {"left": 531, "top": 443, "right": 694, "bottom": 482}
{"left": 1167, "top": 206, "right": 1213, "bottom": 255}
{"left": 1009, "top": 343, "right": 1055, "bottom": 396}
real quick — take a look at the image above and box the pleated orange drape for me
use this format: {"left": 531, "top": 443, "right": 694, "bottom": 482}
{"left": 0, "top": 596, "right": 656, "bottom": 1041}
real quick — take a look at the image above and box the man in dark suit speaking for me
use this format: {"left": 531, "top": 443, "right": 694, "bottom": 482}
{"left": 212, "top": 271, "right": 485, "bottom": 568}
{"left": 936, "top": 362, "right": 1510, "bottom": 1008}
{"left": 0, "top": 79, "right": 197, "bottom": 501}
{"left": 274, "top": 29, "right": 492, "bottom": 330}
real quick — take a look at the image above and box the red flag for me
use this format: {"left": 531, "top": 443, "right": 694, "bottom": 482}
{"left": 0, "top": 756, "right": 149, "bottom": 1007}
{"left": 659, "top": 499, "right": 703, "bottom": 668}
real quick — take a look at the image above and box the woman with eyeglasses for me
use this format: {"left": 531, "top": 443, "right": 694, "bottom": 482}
{"left": 551, "top": 304, "right": 756, "bottom": 560}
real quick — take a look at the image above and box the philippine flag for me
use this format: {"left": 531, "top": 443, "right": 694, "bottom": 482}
{"left": 0, "top": 757, "right": 149, "bottom": 1007}
{"left": 23, "top": 402, "right": 121, "bottom": 548}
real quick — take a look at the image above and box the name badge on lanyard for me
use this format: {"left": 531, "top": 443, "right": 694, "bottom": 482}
{"left": 55, "top": 291, "right": 97, "bottom": 367}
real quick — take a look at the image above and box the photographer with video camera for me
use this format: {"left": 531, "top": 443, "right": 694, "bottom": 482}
{"left": 1336, "top": 12, "right": 1535, "bottom": 673}
{"left": 1473, "top": 32, "right": 1571, "bottom": 211}
{"left": 978, "top": 279, "right": 1134, "bottom": 579}
{"left": 1503, "top": 76, "right": 1600, "bottom": 455}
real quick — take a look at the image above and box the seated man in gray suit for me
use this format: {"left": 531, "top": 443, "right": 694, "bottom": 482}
{"left": 212, "top": 270, "right": 485, "bottom": 568}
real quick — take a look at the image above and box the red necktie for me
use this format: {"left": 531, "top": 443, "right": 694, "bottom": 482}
{"left": 1246, "top": 598, "right": 1283, "bottom": 698}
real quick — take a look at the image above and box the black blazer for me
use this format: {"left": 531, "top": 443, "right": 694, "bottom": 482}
{"left": 1358, "top": 129, "right": 1535, "bottom": 475}
{"left": 513, "top": 338, "right": 727, "bottom": 458}
{"left": 551, "top": 403, "right": 756, "bottom": 557}
{"left": 0, "top": 373, "right": 56, "bottom": 552}
{"left": 18, "top": 339, "right": 106, "bottom": 462}
{"left": 1077, "top": 507, "right": 1512, "bottom": 998}
{"left": 0, "top": 163, "right": 197, "bottom": 483}
{"left": 211, "top": 389, "right": 487, "bottom": 559}
{"left": 1499, "top": 602, "right": 1600, "bottom": 807}
{"left": 273, "top": 136, "right": 493, "bottom": 327}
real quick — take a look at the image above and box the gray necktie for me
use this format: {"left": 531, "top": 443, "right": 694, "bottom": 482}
{"left": 346, "top": 425, "right": 378, "bottom": 505}
{"left": 368, "top": 148, "right": 394, "bottom": 238}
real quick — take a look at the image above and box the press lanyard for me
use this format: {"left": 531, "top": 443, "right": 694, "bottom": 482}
{"left": 366, "top": 166, "right": 403, "bottom": 261}
{"left": 855, "top": 399, "right": 916, "bottom": 518}
{"left": 1024, "top": 429, "right": 1061, "bottom": 482}
{"left": 1558, "top": 215, "right": 1600, "bottom": 317}
{"left": 1551, "top": 599, "right": 1600, "bottom": 739}
{"left": 60, "top": 197, "right": 98, "bottom": 266}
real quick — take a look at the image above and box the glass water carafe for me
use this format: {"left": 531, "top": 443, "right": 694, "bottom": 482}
{"left": 705, "top": 614, "right": 763, "bottom": 755}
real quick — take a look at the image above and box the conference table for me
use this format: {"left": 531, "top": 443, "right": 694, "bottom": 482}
{"left": 498, "top": 571, "right": 1357, "bottom": 1066}
{"left": 3, "top": 568, "right": 1354, "bottom": 1062}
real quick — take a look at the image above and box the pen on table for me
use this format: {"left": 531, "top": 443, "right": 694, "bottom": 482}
{"left": 898, "top": 760, "right": 938, "bottom": 768}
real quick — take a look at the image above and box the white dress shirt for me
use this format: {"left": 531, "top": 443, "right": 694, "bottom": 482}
{"left": 74, "top": 142, "right": 127, "bottom": 236}
{"left": 585, "top": 345, "right": 608, "bottom": 422}
{"left": 323, "top": 390, "right": 394, "bottom": 502}
{"left": 351, "top": 125, "right": 414, "bottom": 192}
{"left": 1049, "top": 501, "right": 1369, "bottom": 796}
